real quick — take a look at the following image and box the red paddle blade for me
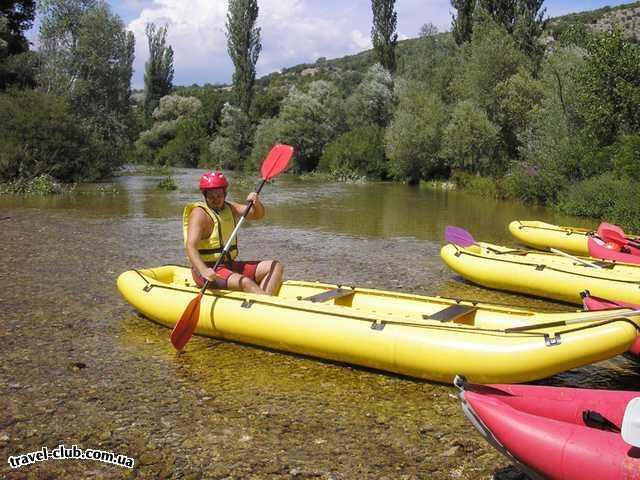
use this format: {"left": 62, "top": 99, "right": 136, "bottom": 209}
{"left": 444, "top": 226, "right": 476, "bottom": 247}
{"left": 170, "top": 293, "right": 203, "bottom": 351}
{"left": 598, "top": 222, "right": 627, "bottom": 245}
{"left": 261, "top": 144, "right": 293, "bottom": 181}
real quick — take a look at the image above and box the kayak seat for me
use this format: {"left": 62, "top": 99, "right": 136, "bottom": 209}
{"left": 423, "top": 304, "right": 477, "bottom": 325}
{"left": 303, "top": 288, "right": 355, "bottom": 304}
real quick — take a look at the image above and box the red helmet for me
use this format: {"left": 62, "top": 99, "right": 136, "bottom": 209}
{"left": 199, "top": 171, "right": 228, "bottom": 191}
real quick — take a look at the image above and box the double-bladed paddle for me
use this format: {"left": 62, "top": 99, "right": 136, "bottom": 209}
{"left": 170, "top": 144, "right": 294, "bottom": 351}
{"left": 444, "top": 226, "right": 602, "bottom": 268}
{"left": 504, "top": 308, "right": 640, "bottom": 333}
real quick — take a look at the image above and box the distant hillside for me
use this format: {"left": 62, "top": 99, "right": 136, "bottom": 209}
{"left": 254, "top": 2, "right": 640, "bottom": 88}
{"left": 548, "top": 1, "right": 640, "bottom": 41}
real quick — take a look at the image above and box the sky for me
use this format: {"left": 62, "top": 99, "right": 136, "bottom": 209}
{"left": 30, "top": 1, "right": 637, "bottom": 88}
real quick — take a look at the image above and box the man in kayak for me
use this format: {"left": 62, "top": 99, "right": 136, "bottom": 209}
{"left": 183, "top": 171, "right": 283, "bottom": 295}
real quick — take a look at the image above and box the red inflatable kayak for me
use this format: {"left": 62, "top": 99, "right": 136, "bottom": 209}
{"left": 582, "top": 291, "right": 640, "bottom": 358}
{"left": 456, "top": 376, "right": 640, "bottom": 480}
{"left": 588, "top": 236, "right": 640, "bottom": 264}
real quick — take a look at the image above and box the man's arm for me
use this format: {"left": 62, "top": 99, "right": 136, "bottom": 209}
{"left": 186, "top": 208, "right": 217, "bottom": 281}
{"left": 228, "top": 192, "right": 265, "bottom": 220}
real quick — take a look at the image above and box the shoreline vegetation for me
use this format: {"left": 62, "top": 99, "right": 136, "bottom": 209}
{"left": 1, "top": 2, "right": 639, "bottom": 228}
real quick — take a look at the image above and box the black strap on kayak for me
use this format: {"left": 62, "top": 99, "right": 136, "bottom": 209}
{"left": 582, "top": 410, "right": 620, "bottom": 432}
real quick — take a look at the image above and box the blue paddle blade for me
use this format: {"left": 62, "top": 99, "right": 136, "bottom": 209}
{"left": 444, "top": 226, "right": 476, "bottom": 247}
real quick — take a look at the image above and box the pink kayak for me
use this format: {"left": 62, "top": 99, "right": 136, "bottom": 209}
{"left": 588, "top": 236, "right": 640, "bottom": 264}
{"left": 582, "top": 291, "right": 640, "bottom": 357}
{"left": 456, "top": 376, "right": 640, "bottom": 480}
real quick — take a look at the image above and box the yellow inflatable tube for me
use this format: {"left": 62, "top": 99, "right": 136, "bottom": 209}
{"left": 118, "top": 265, "right": 638, "bottom": 384}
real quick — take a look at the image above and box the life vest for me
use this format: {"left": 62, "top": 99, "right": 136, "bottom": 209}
{"left": 183, "top": 201, "right": 238, "bottom": 264}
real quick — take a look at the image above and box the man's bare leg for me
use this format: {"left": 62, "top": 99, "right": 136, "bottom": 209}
{"left": 255, "top": 260, "right": 284, "bottom": 295}
{"left": 226, "top": 273, "right": 265, "bottom": 294}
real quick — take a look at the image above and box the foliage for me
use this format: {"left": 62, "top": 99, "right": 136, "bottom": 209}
{"left": 557, "top": 173, "right": 640, "bottom": 231}
{"left": 441, "top": 101, "right": 500, "bottom": 175}
{"left": 157, "top": 118, "right": 208, "bottom": 167}
{"left": 37, "top": 0, "right": 98, "bottom": 96}
{"left": 318, "top": 125, "right": 388, "bottom": 179}
{"left": 345, "top": 64, "right": 395, "bottom": 129}
{"left": 134, "top": 94, "right": 204, "bottom": 166}
{"left": 371, "top": 0, "right": 398, "bottom": 74}
{"left": 208, "top": 103, "right": 253, "bottom": 170}
{"left": 612, "top": 134, "right": 640, "bottom": 181}
{"left": 451, "top": 171, "right": 506, "bottom": 199}
{"left": 451, "top": 0, "right": 475, "bottom": 45}
{"left": 226, "top": 0, "right": 261, "bottom": 114}
{"left": 248, "top": 116, "right": 285, "bottom": 171}
{"left": 0, "top": 89, "right": 98, "bottom": 182}
{"left": 252, "top": 81, "right": 346, "bottom": 172}
{"left": 0, "top": 1, "right": 35, "bottom": 55}
{"left": 156, "top": 176, "right": 177, "bottom": 191}
{"left": 512, "top": 0, "right": 547, "bottom": 72}
{"left": 1, "top": 1, "right": 36, "bottom": 89}
{"left": 575, "top": 29, "right": 640, "bottom": 146}
{"left": 71, "top": 4, "right": 135, "bottom": 171}
{"left": 144, "top": 23, "right": 174, "bottom": 119}
{"left": 0, "top": 174, "right": 67, "bottom": 195}
{"left": 453, "top": 16, "right": 530, "bottom": 118}
{"left": 152, "top": 94, "right": 201, "bottom": 121}
{"left": 385, "top": 81, "right": 448, "bottom": 183}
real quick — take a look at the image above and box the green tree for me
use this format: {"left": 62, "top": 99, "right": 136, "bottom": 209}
{"left": 37, "top": 1, "right": 135, "bottom": 176}
{"left": 71, "top": 3, "right": 135, "bottom": 172}
{"left": 1, "top": 2, "right": 37, "bottom": 89}
{"left": 226, "top": 0, "right": 261, "bottom": 115}
{"left": 0, "top": 89, "right": 96, "bottom": 182}
{"left": 371, "top": 0, "right": 398, "bottom": 74}
{"left": 513, "top": 0, "right": 547, "bottom": 72}
{"left": 251, "top": 81, "right": 346, "bottom": 172}
{"left": 451, "top": 0, "right": 474, "bottom": 45}
{"left": 345, "top": 63, "right": 395, "bottom": 129}
{"left": 143, "top": 23, "right": 174, "bottom": 119}
{"left": 576, "top": 29, "right": 640, "bottom": 146}
{"left": 37, "top": 0, "right": 98, "bottom": 95}
{"left": 134, "top": 94, "right": 203, "bottom": 166}
{"left": 319, "top": 125, "right": 388, "bottom": 179}
{"left": 441, "top": 101, "right": 500, "bottom": 175}
{"left": 209, "top": 103, "right": 254, "bottom": 170}
{"left": 385, "top": 81, "right": 448, "bottom": 182}
{"left": 1, "top": 0, "right": 35, "bottom": 54}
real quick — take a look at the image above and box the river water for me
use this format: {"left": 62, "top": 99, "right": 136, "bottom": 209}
{"left": 1, "top": 169, "right": 638, "bottom": 479}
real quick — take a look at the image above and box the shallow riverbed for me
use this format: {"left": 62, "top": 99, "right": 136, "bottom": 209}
{"left": 1, "top": 171, "right": 638, "bottom": 479}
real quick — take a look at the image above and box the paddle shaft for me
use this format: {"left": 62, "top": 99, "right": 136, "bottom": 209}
{"left": 549, "top": 248, "right": 603, "bottom": 269}
{"left": 505, "top": 309, "right": 640, "bottom": 333}
{"left": 199, "top": 178, "right": 267, "bottom": 293}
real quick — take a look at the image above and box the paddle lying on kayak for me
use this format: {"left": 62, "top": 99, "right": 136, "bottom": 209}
{"left": 444, "top": 226, "right": 602, "bottom": 268}
{"left": 170, "top": 144, "right": 294, "bottom": 351}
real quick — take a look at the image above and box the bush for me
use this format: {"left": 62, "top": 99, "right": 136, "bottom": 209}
{"left": 318, "top": 125, "right": 388, "bottom": 179}
{"left": 451, "top": 171, "right": 506, "bottom": 199}
{"left": 0, "top": 174, "right": 66, "bottom": 195}
{"left": 385, "top": 82, "right": 448, "bottom": 182}
{"left": 612, "top": 134, "right": 640, "bottom": 181}
{"left": 557, "top": 173, "right": 640, "bottom": 231}
{"left": 0, "top": 89, "right": 97, "bottom": 182}
{"left": 156, "top": 176, "right": 177, "bottom": 191}
{"left": 441, "top": 101, "right": 500, "bottom": 175}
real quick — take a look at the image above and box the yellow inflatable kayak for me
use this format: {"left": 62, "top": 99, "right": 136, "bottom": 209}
{"left": 117, "top": 265, "right": 638, "bottom": 384}
{"left": 509, "top": 220, "right": 593, "bottom": 256}
{"left": 441, "top": 241, "right": 640, "bottom": 305}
